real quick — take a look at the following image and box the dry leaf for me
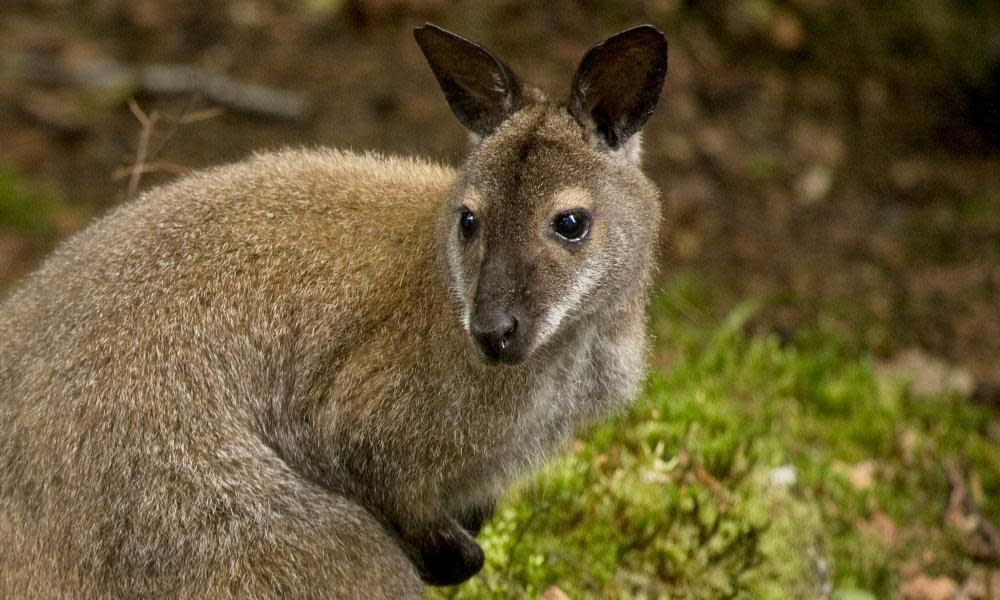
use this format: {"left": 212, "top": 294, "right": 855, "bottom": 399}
{"left": 539, "top": 585, "right": 572, "bottom": 600}
{"left": 848, "top": 461, "right": 876, "bottom": 491}
{"left": 877, "top": 349, "right": 975, "bottom": 397}
{"left": 862, "top": 512, "right": 898, "bottom": 549}
{"left": 900, "top": 574, "right": 958, "bottom": 600}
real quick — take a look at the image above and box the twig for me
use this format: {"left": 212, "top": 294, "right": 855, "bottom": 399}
{"left": 118, "top": 98, "right": 222, "bottom": 196}
{"left": 111, "top": 161, "right": 189, "bottom": 180}
{"left": 126, "top": 99, "right": 159, "bottom": 199}
{"left": 692, "top": 463, "right": 729, "bottom": 511}
{"left": 944, "top": 459, "right": 1000, "bottom": 560}
{"left": 6, "top": 53, "right": 312, "bottom": 121}
{"left": 178, "top": 107, "right": 225, "bottom": 124}
{"left": 142, "top": 94, "right": 197, "bottom": 173}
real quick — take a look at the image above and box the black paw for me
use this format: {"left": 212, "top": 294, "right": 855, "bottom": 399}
{"left": 414, "top": 520, "right": 485, "bottom": 586}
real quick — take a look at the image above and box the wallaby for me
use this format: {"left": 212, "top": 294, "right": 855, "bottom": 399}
{"left": 0, "top": 23, "right": 668, "bottom": 598}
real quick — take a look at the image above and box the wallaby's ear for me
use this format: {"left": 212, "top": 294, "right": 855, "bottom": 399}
{"left": 569, "top": 25, "right": 668, "bottom": 150}
{"left": 414, "top": 23, "right": 524, "bottom": 138}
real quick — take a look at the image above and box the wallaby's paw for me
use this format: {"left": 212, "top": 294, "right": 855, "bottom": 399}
{"left": 416, "top": 526, "right": 485, "bottom": 586}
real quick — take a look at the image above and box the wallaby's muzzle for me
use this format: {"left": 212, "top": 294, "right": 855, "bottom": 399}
{"left": 469, "top": 251, "right": 537, "bottom": 364}
{"left": 470, "top": 308, "right": 525, "bottom": 364}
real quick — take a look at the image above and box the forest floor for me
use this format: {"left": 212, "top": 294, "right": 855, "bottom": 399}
{"left": 1, "top": 1, "right": 998, "bottom": 597}
{"left": 436, "top": 280, "right": 1000, "bottom": 598}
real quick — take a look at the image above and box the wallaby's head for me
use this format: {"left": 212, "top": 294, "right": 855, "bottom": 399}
{"left": 416, "top": 24, "right": 667, "bottom": 365}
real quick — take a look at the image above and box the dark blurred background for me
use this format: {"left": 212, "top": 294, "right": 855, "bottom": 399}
{"left": 2, "top": 0, "right": 999, "bottom": 393}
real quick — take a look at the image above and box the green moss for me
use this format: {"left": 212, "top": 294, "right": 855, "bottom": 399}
{"left": 747, "top": 151, "right": 784, "bottom": 179}
{"left": 430, "top": 276, "right": 1000, "bottom": 598}
{"left": 0, "top": 166, "right": 61, "bottom": 241}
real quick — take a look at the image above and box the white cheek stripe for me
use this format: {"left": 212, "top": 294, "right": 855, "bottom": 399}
{"left": 535, "top": 258, "right": 603, "bottom": 343}
{"left": 446, "top": 242, "right": 473, "bottom": 333}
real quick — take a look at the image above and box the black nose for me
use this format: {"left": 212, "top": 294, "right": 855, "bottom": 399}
{"left": 470, "top": 312, "right": 519, "bottom": 362}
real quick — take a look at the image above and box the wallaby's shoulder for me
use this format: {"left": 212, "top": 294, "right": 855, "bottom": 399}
{"left": 232, "top": 147, "right": 456, "bottom": 195}
{"left": 44, "top": 148, "right": 455, "bottom": 275}
{"left": 0, "top": 147, "right": 457, "bottom": 345}
{"left": 134, "top": 147, "right": 458, "bottom": 217}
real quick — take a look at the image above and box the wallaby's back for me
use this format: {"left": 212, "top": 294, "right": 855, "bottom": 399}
{"left": 0, "top": 150, "right": 450, "bottom": 598}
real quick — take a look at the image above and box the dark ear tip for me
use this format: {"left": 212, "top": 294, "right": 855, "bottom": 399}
{"left": 578, "top": 25, "right": 668, "bottom": 77}
{"left": 414, "top": 23, "right": 459, "bottom": 48}
{"left": 631, "top": 24, "right": 667, "bottom": 39}
{"left": 414, "top": 22, "right": 440, "bottom": 33}
{"left": 614, "top": 24, "right": 668, "bottom": 51}
{"left": 413, "top": 22, "right": 438, "bottom": 43}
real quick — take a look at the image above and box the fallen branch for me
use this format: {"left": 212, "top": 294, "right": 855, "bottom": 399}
{"left": 6, "top": 53, "right": 312, "bottom": 121}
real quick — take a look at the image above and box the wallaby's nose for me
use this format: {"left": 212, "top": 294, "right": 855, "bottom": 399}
{"left": 470, "top": 313, "right": 519, "bottom": 363}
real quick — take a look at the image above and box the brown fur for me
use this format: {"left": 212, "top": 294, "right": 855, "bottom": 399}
{"left": 0, "top": 25, "right": 666, "bottom": 598}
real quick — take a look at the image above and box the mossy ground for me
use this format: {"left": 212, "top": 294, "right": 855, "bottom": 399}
{"left": 432, "top": 277, "right": 1000, "bottom": 599}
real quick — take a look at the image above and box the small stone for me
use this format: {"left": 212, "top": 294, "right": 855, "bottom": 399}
{"left": 796, "top": 164, "right": 834, "bottom": 205}
{"left": 539, "top": 585, "right": 572, "bottom": 600}
{"left": 900, "top": 574, "right": 958, "bottom": 600}
{"left": 771, "top": 12, "right": 805, "bottom": 50}
{"left": 848, "top": 461, "right": 876, "bottom": 491}
{"left": 769, "top": 465, "right": 797, "bottom": 488}
{"left": 877, "top": 349, "right": 976, "bottom": 398}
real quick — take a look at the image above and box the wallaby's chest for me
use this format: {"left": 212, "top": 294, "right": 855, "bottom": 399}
{"left": 441, "top": 320, "right": 645, "bottom": 507}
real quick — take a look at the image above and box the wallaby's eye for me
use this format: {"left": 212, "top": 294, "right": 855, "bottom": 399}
{"left": 551, "top": 209, "right": 591, "bottom": 242}
{"left": 458, "top": 207, "right": 478, "bottom": 240}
